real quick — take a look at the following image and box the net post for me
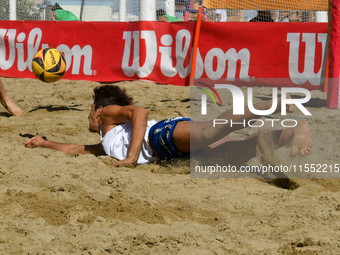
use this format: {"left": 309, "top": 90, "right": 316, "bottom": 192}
{"left": 327, "top": 0, "right": 340, "bottom": 108}
{"left": 9, "top": 0, "right": 16, "bottom": 20}
{"left": 189, "top": 6, "right": 203, "bottom": 86}
{"left": 324, "top": 0, "right": 331, "bottom": 93}
{"left": 80, "top": 0, "right": 85, "bottom": 21}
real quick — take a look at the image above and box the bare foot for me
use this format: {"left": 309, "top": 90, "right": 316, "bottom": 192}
{"left": 0, "top": 79, "right": 28, "bottom": 117}
{"left": 274, "top": 94, "right": 294, "bottom": 114}
{"left": 286, "top": 101, "right": 295, "bottom": 113}
{"left": 291, "top": 120, "right": 312, "bottom": 156}
{"left": 4, "top": 100, "right": 28, "bottom": 117}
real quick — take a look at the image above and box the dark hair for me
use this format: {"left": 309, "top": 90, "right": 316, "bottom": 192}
{"left": 93, "top": 84, "right": 133, "bottom": 109}
{"left": 51, "top": 3, "right": 63, "bottom": 11}
{"left": 156, "top": 9, "right": 166, "bottom": 18}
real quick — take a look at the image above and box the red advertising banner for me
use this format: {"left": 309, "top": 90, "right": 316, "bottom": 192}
{"left": 0, "top": 21, "right": 327, "bottom": 90}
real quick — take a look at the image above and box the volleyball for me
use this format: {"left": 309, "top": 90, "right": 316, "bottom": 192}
{"left": 32, "top": 48, "right": 67, "bottom": 83}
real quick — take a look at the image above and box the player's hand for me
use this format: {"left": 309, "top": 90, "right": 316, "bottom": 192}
{"left": 25, "top": 135, "right": 45, "bottom": 148}
{"left": 112, "top": 158, "right": 137, "bottom": 168}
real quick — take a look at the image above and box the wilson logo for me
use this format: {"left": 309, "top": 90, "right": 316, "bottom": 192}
{"left": 122, "top": 30, "right": 251, "bottom": 81}
{"left": 0, "top": 28, "right": 93, "bottom": 75}
{"left": 287, "top": 33, "right": 327, "bottom": 86}
{"left": 49, "top": 51, "right": 56, "bottom": 65}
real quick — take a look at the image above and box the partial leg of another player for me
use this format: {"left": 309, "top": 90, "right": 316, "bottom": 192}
{"left": 0, "top": 78, "right": 27, "bottom": 117}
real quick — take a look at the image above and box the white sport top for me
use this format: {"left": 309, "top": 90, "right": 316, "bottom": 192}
{"left": 100, "top": 120, "right": 159, "bottom": 165}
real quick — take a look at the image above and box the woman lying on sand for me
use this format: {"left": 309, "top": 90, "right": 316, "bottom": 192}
{"left": 25, "top": 84, "right": 312, "bottom": 167}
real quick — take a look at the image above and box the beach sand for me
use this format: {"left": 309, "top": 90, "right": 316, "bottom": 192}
{"left": 1, "top": 77, "right": 340, "bottom": 254}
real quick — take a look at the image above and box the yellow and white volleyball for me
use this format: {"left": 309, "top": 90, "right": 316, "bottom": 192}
{"left": 32, "top": 48, "right": 67, "bottom": 83}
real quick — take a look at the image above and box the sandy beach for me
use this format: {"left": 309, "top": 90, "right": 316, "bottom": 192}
{"left": 0, "top": 77, "right": 340, "bottom": 254}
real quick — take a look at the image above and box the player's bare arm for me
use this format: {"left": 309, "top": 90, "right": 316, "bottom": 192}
{"left": 50, "top": 11, "right": 56, "bottom": 21}
{"left": 25, "top": 135, "right": 105, "bottom": 155}
{"left": 100, "top": 105, "right": 149, "bottom": 166}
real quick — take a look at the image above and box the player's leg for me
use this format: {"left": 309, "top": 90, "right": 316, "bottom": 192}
{"left": 188, "top": 97, "right": 293, "bottom": 151}
{"left": 172, "top": 109, "right": 262, "bottom": 154}
{"left": 173, "top": 120, "right": 289, "bottom": 162}
{"left": 172, "top": 96, "right": 304, "bottom": 154}
{"left": 173, "top": 119, "right": 311, "bottom": 158}
{"left": 172, "top": 121, "right": 191, "bottom": 153}
{"left": 203, "top": 130, "right": 282, "bottom": 167}
{"left": 0, "top": 78, "right": 27, "bottom": 117}
{"left": 202, "top": 120, "right": 311, "bottom": 167}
